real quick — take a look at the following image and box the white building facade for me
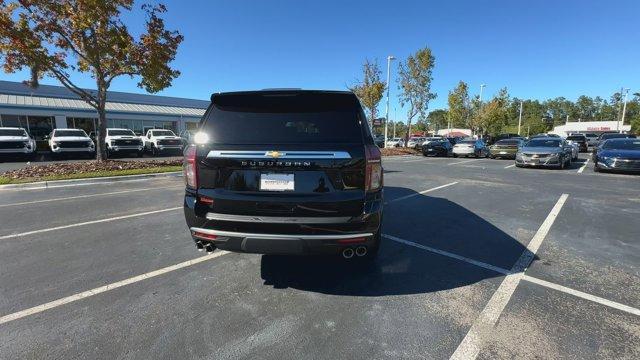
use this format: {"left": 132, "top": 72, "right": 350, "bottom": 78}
{"left": 0, "top": 80, "right": 208, "bottom": 150}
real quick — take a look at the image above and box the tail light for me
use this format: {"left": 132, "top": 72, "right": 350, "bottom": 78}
{"left": 365, "top": 144, "right": 382, "bottom": 192}
{"left": 184, "top": 145, "right": 198, "bottom": 188}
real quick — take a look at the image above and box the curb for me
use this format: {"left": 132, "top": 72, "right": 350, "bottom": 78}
{"left": 0, "top": 171, "right": 182, "bottom": 190}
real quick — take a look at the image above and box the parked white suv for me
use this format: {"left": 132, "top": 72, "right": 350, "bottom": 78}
{"left": 0, "top": 127, "right": 36, "bottom": 159}
{"left": 48, "top": 129, "right": 95, "bottom": 158}
{"left": 105, "top": 128, "right": 144, "bottom": 158}
{"left": 142, "top": 129, "right": 183, "bottom": 156}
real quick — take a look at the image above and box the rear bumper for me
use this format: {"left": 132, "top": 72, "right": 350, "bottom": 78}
{"left": 453, "top": 148, "right": 475, "bottom": 155}
{"left": 423, "top": 147, "right": 448, "bottom": 156}
{"left": 183, "top": 193, "right": 383, "bottom": 255}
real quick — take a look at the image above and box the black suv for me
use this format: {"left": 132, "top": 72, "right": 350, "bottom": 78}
{"left": 566, "top": 134, "right": 588, "bottom": 152}
{"left": 183, "top": 90, "right": 383, "bottom": 259}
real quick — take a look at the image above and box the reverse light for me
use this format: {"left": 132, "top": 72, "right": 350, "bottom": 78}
{"left": 193, "top": 132, "right": 209, "bottom": 145}
{"left": 184, "top": 145, "right": 198, "bottom": 188}
{"left": 365, "top": 144, "right": 382, "bottom": 192}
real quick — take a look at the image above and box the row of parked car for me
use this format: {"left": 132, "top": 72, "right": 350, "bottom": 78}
{"left": 0, "top": 126, "right": 187, "bottom": 159}
{"left": 414, "top": 132, "right": 639, "bottom": 173}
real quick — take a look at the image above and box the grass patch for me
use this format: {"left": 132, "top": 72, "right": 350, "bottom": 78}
{"left": 0, "top": 165, "right": 182, "bottom": 185}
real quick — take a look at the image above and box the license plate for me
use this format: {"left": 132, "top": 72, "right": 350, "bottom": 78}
{"left": 499, "top": 151, "right": 507, "bottom": 154}
{"left": 260, "top": 173, "right": 294, "bottom": 191}
{"left": 428, "top": 148, "right": 434, "bottom": 151}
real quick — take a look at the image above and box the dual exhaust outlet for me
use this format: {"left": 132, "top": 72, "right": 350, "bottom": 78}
{"left": 195, "top": 241, "right": 214, "bottom": 253}
{"left": 342, "top": 246, "right": 367, "bottom": 259}
{"left": 197, "top": 240, "right": 365, "bottom": 258}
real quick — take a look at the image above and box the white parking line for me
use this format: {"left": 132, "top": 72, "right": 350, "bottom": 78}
{"left": 448, "top": 159, "right": 479, "bottom": 166}
{"left": 504, "top": 164, "right": 515, "bottom": 169}
{"left": 450, "top": 193, "right": 568, "bottom": 360}
{"left": 577, "top": 159, "right": 589, "bottom": 173}
{"left": 0, "top": 186, "right": 182, "bottom": 208}
{"left": 521, "top": 275, "right": 640, "bottom": 317}
{"left": 386, "top": 234, "right": 640, "bottom": 317}
{"left": 0, "top": 207, "right": 182, "bottom": 240}
{"left": 385, "top": 181, "right": 458, "bottom": 204}
{"left": 0, "top": 251, "right": 229, "bottom": 325}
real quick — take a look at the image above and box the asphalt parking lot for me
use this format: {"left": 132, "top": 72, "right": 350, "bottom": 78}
{"left": 0, "top": 154, "right": 638, "bottom": 359}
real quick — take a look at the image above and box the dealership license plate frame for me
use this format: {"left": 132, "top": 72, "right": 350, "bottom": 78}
{"left": 260, "top": 173, "right": 295, "bottom": 192}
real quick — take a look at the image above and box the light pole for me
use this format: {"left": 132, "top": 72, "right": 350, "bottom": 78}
{"left": 517, "top": 100, "right": 523, "bottom": 135}
{"left": 477, "top": 84, "right": 486, "bottom": 138}
{"left": 393, "top": 107, "right": 397, "bottom": 138}
{"left": 620, "top": 88, "right": 630, "bottom": 133}
{"left": 383, "top": 55, "right": 396, "bottom": 148}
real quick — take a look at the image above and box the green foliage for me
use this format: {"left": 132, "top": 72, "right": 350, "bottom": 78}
{"left": 427, "top": 109, "right": 449, "bottom": 131}
{"left": 447, "top": 81, "right": 471, "bottom": 128}
{"left": 397, "top": 47, "right": 437, "bottom": 142}
{"left": 0, "top": 1, "right": 183, "bottom": 160}
{"left": 479, "top": 87, "right": 511, "bottom": 136}
{"left": 349, "top": 59, "right": 385, "bottom": 123}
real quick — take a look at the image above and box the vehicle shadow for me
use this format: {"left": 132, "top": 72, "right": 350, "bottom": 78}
{"left": 260, "top": 186, "right": 532, "bottom": 296}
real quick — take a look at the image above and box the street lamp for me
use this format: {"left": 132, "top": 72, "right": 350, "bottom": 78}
{"left": 478, "top": 84, "right": 486, "bottom": 138}
{"left": 619, "top": 88, "right": 630, "bottom": 133}
{"left": 517, "top": 100, "right": 523, "bottom": 136}
{"left": 383, "top": 55, "right": 396, "bottom": 148}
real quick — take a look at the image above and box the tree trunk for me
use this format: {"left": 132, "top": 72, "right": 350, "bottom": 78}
{"left": 96, "top": 83, "right": 108, "bottom": 161}
{"left": 96, "top": 107, "right": 107, "bottom": 160}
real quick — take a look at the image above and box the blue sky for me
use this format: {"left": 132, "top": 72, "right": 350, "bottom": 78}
{"left": 1, "top": 0, "right": 638, "bottom": 122}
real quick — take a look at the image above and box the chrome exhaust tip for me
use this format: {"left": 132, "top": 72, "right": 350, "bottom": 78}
{"left": 342, "top": 248, "right": 354, "bottom": 259}
{"left": 195, "top": 241, "right": 204, "bottom": 251}
{"left": 204, "top": 244, "right": 215, "bottom": 253}
{"left": 355, "top": 246, "right": 367, "bottom": 257}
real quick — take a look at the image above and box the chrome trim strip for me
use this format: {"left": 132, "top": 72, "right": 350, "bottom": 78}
{"left": 206, "top": 150, "right": 351, "bottom": 159}
{"left": 190, "top": 227, "right": 372, "bottom": 240}
{"left": 205, "top": 212, "right": 351, "bottom": 224}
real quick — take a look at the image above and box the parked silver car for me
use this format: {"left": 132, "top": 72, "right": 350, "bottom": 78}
{"left": 515, "top": 137, "right": 572, "bottom": 169}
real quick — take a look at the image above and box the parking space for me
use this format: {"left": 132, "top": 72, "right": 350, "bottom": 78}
{"left": 0, "top": 153, "right": 638, "bottom": 358}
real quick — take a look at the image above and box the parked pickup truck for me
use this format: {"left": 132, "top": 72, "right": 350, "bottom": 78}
{"left": 105, "top": 128, "right": 144, "bottom": 158}
{"left": 47, "top": 128, "right": 95, "bottom": 158}
{"left": 0, "top": 127, "right": 36, "bottom": 159}
{"left": 141, "top": 129, "right": 183, "bottom": 156}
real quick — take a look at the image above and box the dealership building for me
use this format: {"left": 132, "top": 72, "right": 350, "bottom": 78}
{"left": 0, "top": 80, "right": 208, "bottom": 149}
{"left": 551, "top": 121, "right": 631, "bottom": 137}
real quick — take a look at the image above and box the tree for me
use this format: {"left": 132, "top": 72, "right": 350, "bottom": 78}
{"left": 427, "top": 109, "right": 448, "bottom": 133}
{"left": 574, "top": 95, "right": 597, "bottom": 121}
{"left": 447, "top": 81, "right": 470, "bottom": 128}
{"left": 477, "top": 87, "right": 510, "bottom": 136}
{"left": 349, "top": 59, "right": 385, "bottom": 126}
{"left": 544, "top": 97, "right": 575, "bottom": 124}
{"left": 397, "top": 47, "right": 436, "bottom": 145}
{"left": 0, "top": 1, "right": 183, "bottom": 160}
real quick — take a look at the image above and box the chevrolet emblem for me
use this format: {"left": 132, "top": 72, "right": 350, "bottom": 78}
{"left": 266, "top": 151, "right": 282, "bottom": 158}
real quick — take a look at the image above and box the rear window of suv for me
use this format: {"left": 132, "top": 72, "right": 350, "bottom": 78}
{"left": 202, "top": 92, "right": 364, "bottom": 144}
